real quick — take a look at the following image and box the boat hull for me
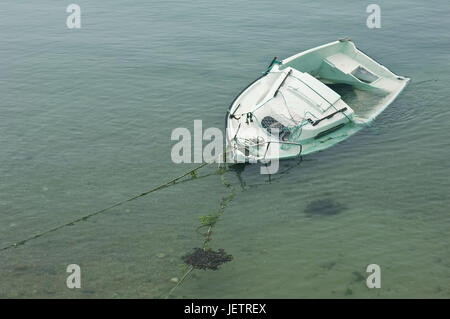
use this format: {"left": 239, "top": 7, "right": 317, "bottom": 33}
{"left": 225, "top": 39, "right": 410, "bottom": 163}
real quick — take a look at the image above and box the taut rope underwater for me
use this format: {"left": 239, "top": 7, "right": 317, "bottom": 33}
{"left": 0, "top": 161, "right": 212, "bottom": 252}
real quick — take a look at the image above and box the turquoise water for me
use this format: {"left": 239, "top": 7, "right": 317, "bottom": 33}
{"left": 0, "top": 0, "right": 449, "bottom": 298}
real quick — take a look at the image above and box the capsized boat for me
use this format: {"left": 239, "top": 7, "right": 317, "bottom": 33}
{"left": 225, "top": 39, "right": 410, "bottom": 162}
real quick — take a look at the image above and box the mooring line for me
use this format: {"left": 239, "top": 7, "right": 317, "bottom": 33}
{"left": 165, "top": 171, "right": 236, "bottom": 299}
{"left": 166, "top": 266, "right": 194, "bottom": 298}
{"left": 0, "top": 162, "right": 211, "bottom": 252}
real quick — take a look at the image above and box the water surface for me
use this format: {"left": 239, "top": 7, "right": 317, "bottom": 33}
{"left": 0, "top": 0, "right": 449, "bottom": 298}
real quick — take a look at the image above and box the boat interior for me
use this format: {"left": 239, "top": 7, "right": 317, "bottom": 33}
{"left": 226, "top": 40, "right": 409, "bottom": 162}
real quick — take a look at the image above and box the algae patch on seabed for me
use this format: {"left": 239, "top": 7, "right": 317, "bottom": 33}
{"left": 182, "top": 248, "right": 233, "bottom": 270}
{"left": 304, "top": 198, "right": 346, "bottom": 217}
{"left": 351, "top": 271, "right": 365, "bottom": 283}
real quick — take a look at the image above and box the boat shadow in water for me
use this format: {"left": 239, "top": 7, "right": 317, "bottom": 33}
{"left": 227, "top": 156, "right": 348, "bottom": 218}
{"left": 304, "top": 198, "right": 347, "bottom": 218}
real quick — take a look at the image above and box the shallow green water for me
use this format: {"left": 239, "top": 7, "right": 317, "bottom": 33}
{"left": 0, "top": 0, "right": 449, "bottom": 298}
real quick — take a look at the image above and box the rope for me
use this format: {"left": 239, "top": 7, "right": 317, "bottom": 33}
{"left": 263, "top": 58, "right": 282, "bottom": 75}
{"left": 166, "top": 266, "right": 194, "bottom": 298}
{"left": 277, "top": 91, "right": 317, "bottom": 150}
{"left": 279, "top": 90, "right": 303, "bottom": 125}
{"left": 165, "top": 172, "right": 236, "bottom": 298}
{"left": 0, "top": 162, "right": 211, "bottom": 252}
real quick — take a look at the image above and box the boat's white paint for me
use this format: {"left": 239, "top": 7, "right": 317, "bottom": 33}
{"left": 226, "top": 39, "right": 410, "bottom": 162}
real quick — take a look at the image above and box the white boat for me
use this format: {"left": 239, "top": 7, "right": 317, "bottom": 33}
{"left": 225, "top": 39, "right": 410, "bottom": 162}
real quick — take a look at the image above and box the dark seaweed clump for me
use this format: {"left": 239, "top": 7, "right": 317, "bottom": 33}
{"left": 305, "top": 198, "right": 346, "bottom": 217}
{"left": 182, "top": 248, "right": 233, "bottom": 270}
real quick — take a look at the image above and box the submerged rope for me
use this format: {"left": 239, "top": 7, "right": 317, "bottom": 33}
{"left": 0, "top": 162, "right": 211, "bottom": 252}
{"left": 166, "top": 265, "right": 194, "bottom": 298}
{"left": 165, "top": 172, "right": 236, "bottom": 298}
